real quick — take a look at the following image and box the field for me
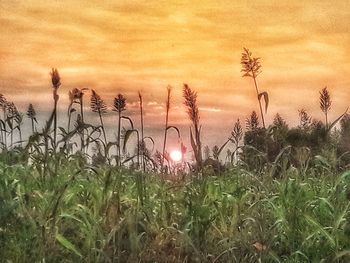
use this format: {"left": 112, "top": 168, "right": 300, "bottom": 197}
{"left": 1, "top": 152, "right": 350, "bottom": 262}
{"left": 1, "top": 53, "right": 350, "bottom": 263}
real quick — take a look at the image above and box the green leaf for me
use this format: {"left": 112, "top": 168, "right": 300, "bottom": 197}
{"left": 56, "top": 233, "right": 82, "bottom": 258}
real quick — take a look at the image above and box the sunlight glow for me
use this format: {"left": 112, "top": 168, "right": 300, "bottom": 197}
{"left": 170, "top": 150, "right": 182, "bottom": 162}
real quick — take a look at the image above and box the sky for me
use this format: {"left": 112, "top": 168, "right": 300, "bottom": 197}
{"left": 1, "top": 0, "right": 350, "bottom": 150}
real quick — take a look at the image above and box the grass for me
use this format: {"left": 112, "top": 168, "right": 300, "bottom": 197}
{"left": 1, "top": 151, "right": 350, "bottom": 262}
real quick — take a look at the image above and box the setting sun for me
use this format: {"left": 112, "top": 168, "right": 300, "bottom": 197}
{"left": 170, "top": 150, "right": 182, "bottom": 162}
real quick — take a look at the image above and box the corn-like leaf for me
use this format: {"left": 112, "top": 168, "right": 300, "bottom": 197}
{"left": 121, "top": 116, "right": 134, "bottom": 129}
{"left": 166, "top": 125, "right": 181, "bottom": 138}
{"left": 123, "top": 129, "right": 138, "bottom": 152}
{"left": 258, "top": 91, "right": 269, "bottom": 113}
{"left": 328, "top": 107, "right": 348, "bottom": 132}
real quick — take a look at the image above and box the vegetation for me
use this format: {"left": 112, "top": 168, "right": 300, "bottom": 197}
{"left": 1, "top": 49, "right": 350, "bottom": 262}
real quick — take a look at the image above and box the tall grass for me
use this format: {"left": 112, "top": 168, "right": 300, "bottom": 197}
{"left": 320, "top": 86, "right": 332, "bottom": 128}
{"left": 90, "top": 89, "right": 108, "bottom": 155}
{"left": 183, "top": 84, "right": 203, "bottom": 169}
{"left": 113, "top": 94, "right": 126, "bottom": 166}
{"left": 50, "top": 68, "right": 61, "bottom": 149}
{"left": 241, "top": 48, "right": 268, "bottom": 129}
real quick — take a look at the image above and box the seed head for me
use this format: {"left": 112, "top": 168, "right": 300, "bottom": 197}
{"left": 50, "top": 68, "right": 61, "bottom": 89}
{"left": 113, "top": 94, "right": 126, "bottom": 113}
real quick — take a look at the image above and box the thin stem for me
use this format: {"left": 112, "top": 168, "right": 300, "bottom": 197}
{"left": 53, "top": 89, "right": 58, "bottom": 149}
{"left": 139, "top": 94, "right": 145, "bottom": 172}
{"left": 67, "top": 110, "right": 71, "bottom": 133}
{"left": 80, "top": 98, "right": 85, "bottom": 153}
{"left": 31, "top": 118, "right": 35, "bottom": 134}
{"left": 161, "top": 88, "right": 171, "bottom": 171}
{"left": 99, "top": 110, "right": 108, "bottom": 155}
{"left": 252, "top": 74, "right": 266, "bottom": 129}
{"left": 3, "top": 110, "right": 6, "bottom": 148}
{"left": 10, "top": 118, "right": 13, "bottom": 148}
{"left": 117, "top": 111, "right": 121, "bottom": 166}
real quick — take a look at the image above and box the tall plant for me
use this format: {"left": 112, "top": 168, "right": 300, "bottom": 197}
{"left": 183, "top": 84, "right": 202, "bottom": 169}
{"left": 68, "top": 88, "right": 86, "bottom": 132}
{"left": 319, "top": 87, "right": 331, "bottom": 128}
{"left": 298, "top": 109, "right": 312, "bottom": 130}
{"left": 90, "top": 90, "right": 108, "bottom": 152}
{"left": 138, "top": 92, "right": 145, "bottom": 171}
{"left": 217, "top": 118, "right": 243, "bottom": 163}
{"left": 113, "top": 94, "right": 126, "bottom": 166}
{"left": 161, "top": 86, "right": 180, "bottom": 172}
{"left": 27, "top": 103, "right": 37, "bottom": 134}
{"left": 68, "top": 88, "right": 87, "bottom": 152}
{"left": 50, "top": 68, "right": 61, "bottom": 149}
{"left": 241, "top": 48, "right": 268, "bottom": 129}
{"left": 6, "top": 102, "right": 19, "bottom": 148}
{"left": 162, "top": 86, "right": 171, "bottom": 170}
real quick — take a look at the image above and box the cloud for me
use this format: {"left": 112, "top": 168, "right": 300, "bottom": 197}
{"left": 1, "top": 0, "right": 350, "bottom": 147}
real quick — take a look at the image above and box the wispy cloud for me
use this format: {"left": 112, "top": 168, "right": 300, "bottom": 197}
{"left": 0, "top": 0, "right": 349, "bottom": 135}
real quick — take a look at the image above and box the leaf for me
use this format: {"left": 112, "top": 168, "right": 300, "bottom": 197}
{"left": 258, "top": 91, "right": 269, "bottom": 113}
{"left": 166, "top": 125, "right": 181, "bottom": 138}
{"left": 190, "top": 127, "right": 197, "bottom": 154}
{"left": 328, "top": 107, "right": 348, "bottom": 132}
{"left": 123, "top": 129, "right": 138, "bottom": 152}
{"left": 121, "top": 116, "right": 134, "bottom": 129}
{"left": 142, "top": 136, "right": 155, "bottom": 152}
{"left": 217, "top": 138, "right": 231, "bottom": 158}
{"left": 305, "top": 215, "right": 336, "bottom": 248}
{"left": 122, "top": 155, "right": 138, "bottom": 164}
{"left": 56, "top": 233, "right": 82, "bottom": 258}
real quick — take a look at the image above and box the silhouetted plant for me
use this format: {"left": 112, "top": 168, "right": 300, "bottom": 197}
{"left": 162, "top": 86, "right": 171, "bottom": 170}
{"left": 67, "top": 88, "right": 87, "bottom": 152}
{"left": 91, "top": 89, "right": 108, "bottom": 152}
{"left": 212, "top": 145, "right": 219, "bottom": 160}
{"left": 232, "top": 118, "right": 243, "bottom": 146}
{"left": 241, "top": 48, "right": 268, "bottom": 128}
{"left": 113, "top": 93, "right": 126, "bottom": 166}
{"left": 298, "top": 109, "right": 312, "bottom": 130}
{"left": 231, "top": 118, "right": 243, "bottom": 162}
{"left": 68, "top": 88, "right": 87, "bottom": 131}
{"left": 27, "top": 103, "right": 37, "bottom": 134}
{"left": 183, "top": 84, "right": 202, "bottom": 169}
{"left": 50, "top": 68, "right": 61, "bottom": 148}
{"left": 319, "top": 87, "right": 331, "bottom": 127}
{"left": 246, "top": 111, "right": 259, "bottom": 131}
{"left": 218, "top": 118, "right": 243, "bottom": 163}
{"left": 6, "top": 102, "right": 19, "bottom": 147}
{"left": 160, "top": 86, "right": 180, "bottom": 173}
{"left": 138, "top": 92, "right": 145, "bottom": 171}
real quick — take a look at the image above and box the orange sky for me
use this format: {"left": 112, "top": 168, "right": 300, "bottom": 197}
{"left": 1, "top": 0, "right": 350, "bottom": 147}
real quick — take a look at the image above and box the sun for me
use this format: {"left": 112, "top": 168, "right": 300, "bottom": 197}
{"left": 170, "top": 150, "right": 182, "bottom": 162}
